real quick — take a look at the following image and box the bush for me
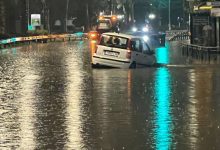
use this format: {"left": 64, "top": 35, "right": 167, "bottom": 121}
{"left": 27, "top": 29, "right": 49, "bottom": 36}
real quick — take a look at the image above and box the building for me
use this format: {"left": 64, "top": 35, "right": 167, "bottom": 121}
{"left": 190, "top": 1, "right": 220, "bottom": 46}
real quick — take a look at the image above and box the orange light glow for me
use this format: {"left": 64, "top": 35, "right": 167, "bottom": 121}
{"left": 99, "top": 16, "right": 104, "bottom": 20}
{"left": 90, "top": 40, "right": 97, "bottom": 62}
{"left": 88, "top": 31, "right": 99, "bottom": 40}
{"left": 111, "top": 15, "right": 117, "bottom": 21}
{"left": 90, "top": 33, "right": 97, "bottom": 38}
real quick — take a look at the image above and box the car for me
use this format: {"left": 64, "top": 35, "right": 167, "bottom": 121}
{"left": 92, "top": 32, "right": 156, "bottom": 68}
{"left": 131, "top": 23, "right": 153, "bottom": 33}
{"left": 96, "top": 19, "right": 113, "bottom": 34}
{"left": 130, "top": 23, "right": 166, "bottom": 47}
{"left": 132, "top": 31, "right": 166, "bottom": 48}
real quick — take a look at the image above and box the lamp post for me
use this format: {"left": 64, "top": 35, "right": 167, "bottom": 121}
{"left": 131, "top": 0, "right": 135, "bottom": 23}
{"left": 26, "top": 0, "right": 30, "bottom": 28}
{"left": 41, "top": 0, "right": 50, "bottom": 33}
{"left": 65, "top": 0, "right": 69, "bottom": 32}
{"left": 168, "top": 0, "right": 171, "bottom": 30}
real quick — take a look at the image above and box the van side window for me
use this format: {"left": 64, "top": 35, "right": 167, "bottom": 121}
{"left": 131, "top": 39, "right": 142, "bottom": 52}
{"left": 141, "top": 40, "right": 151, "bottom": 54}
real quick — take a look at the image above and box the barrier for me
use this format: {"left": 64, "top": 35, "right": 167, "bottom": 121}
{"left": 169, "top": 32, "right": 190, "bottom": 41}
{"left": 181, "top": 43, "right": 220, "bottom": 61}
{"left": 166, "top": 30, "right": 190, "bottom": 41}
{"left": 0, "top": 33, "right": 87, "bottom": 49}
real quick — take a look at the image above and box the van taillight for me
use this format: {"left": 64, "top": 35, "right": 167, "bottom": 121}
{"left": 126, "top": 50, "right": 131, "bottom": 59}
{"left": 95, "top": 44, "right": 98, "bottom": 53}
{"left": 90, "top": 40, "right": 98, "bottom": 54}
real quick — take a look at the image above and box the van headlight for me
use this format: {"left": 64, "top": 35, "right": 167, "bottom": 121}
{"left": 143, "top": 35, "right": 149, "bottom": 42}
{"left": 132, "top": 27, "right": 137, "bottom": 32}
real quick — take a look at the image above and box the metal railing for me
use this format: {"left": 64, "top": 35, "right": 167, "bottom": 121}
{"left": 166, "top": 30, "right": 190, "bottom": 41}
{"left": 181, "top": 43, "right": 220, "bottom": 61}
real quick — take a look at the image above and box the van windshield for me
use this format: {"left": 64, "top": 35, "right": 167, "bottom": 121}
{"left": 99, "top": 35, "right": 128, "bottom": 49}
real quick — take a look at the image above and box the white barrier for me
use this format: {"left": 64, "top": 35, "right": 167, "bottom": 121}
{"left": 0, "top": 33, "right": 87, "bottom": 47}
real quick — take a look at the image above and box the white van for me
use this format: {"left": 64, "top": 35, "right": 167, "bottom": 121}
{"left": 92, "top": 32, "right": 156, "bottom": 68}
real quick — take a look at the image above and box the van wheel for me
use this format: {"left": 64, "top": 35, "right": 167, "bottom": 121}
{"left": 92, "top": 63, "right": 99, "bottom": 68}
{"left": 129, "top": 61, "right": 136, "bottom": 69}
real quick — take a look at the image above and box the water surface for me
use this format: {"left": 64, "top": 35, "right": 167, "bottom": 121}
{"left": 0, "top": 41, "right": 220, "bottom": 149}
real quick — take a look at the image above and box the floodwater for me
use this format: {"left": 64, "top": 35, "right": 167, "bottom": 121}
{"left": 0, "top": 40, "right": 220, "bottom": 150}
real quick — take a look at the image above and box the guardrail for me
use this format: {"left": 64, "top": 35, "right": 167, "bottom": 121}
{"left": 0, "top": 33, "right": 87, "bottom": 49}
{"left": 181, "top": 43, "right": 220, "bottom": 61}
{"left": 166, "top": 30, "right": 187, "bottom": 36}
{"left": 166, "top": 30, "right": 190, "bottom": 41}
{"left": 169, "top": 32, "right": 190, "bottom": 41}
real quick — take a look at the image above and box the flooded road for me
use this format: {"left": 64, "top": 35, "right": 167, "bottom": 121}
{"left": 1, "top": 40, "right": 220, "bottom": 149}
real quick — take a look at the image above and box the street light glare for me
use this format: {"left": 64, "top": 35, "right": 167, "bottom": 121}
{"left": 149, "top": 14, "right": 156, "bottom": 20}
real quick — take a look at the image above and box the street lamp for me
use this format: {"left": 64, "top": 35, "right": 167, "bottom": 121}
{"left": 131, "top": 0, "right": 136, "bottom": 23}
{"left": 26, "top": 0, "right": 30, "bottom": 27}
{"left": 65, "top": 0, "right": 69, "bottom": 32}
{"left": 168, "top": 0, "right": 171, "bottom": 30}
{"left": 149, "top": 13, "right": 156, "bottom": 20}
{"left": 41, "top": 0, "right": 50, "bottom": 33}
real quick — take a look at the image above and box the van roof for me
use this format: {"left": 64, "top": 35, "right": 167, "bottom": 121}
{"left": 102, "top": 32, "right": 138, "bottom": 39}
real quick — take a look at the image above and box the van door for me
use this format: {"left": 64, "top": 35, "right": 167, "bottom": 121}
{"left": 141, "top": 39, "right": 156, "bottom": 65}
{"left": 130, "top": 39, "right": 142, "bottom": 65}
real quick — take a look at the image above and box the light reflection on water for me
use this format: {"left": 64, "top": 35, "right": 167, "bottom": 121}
{"left": 187, "top": 69, "right": 199, "bottom": 149}
{"left": 154, "top": 67, "right": 172, "bottom": 150}
{"left": 0, "top": 46, "right": 38, "bottom": 149}
{"left": 156, "top": 46, "right": 170, "bottom": 64}
{"left": 1, "top": 41, "right": 220, "bottom": 149}
{"left": 154, "top": 44, "right": 172, "bottom": 150}
{"left": 64, "top": 40, "right": 88, "bottom": 149}
{"left": 17, "top": 65, "right": 38, "bottom": 149}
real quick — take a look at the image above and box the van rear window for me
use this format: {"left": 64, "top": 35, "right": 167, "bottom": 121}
{"left": 99, "top": 35, "right": 128, "bottom": 49}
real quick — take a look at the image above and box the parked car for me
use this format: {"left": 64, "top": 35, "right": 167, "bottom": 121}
{"left": 92, "top": 32, "right": 156, "bottom": 68}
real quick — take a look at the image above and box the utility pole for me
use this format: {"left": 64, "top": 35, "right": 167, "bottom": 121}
{"left": 41, "top": 0, "right": 50, "bottom": 33}
{"left": 47, "top": 9, "right": 50, "bottom": 33}
{"left": 26, "top": 0, "right": 30, "bottom": 29}
{"left": 168, "top": 0, "right": 171, "bottom": 30}
{"left": 86, "top": 1, "right": 90, "bottom": 30}
{"left": 131, "top": 0, "right": 135, "bottom": 23}
{"left": 112, "top": 0, "right": 115, "bottom": 14}
{"left": 108, "top": 0, "right": 112, "bottom": 14}
{"left": 41, "top": 0, "right": 45, "bottom": 30}
{"left": 65, "top": 0, "right": 69, "bottom": 32}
